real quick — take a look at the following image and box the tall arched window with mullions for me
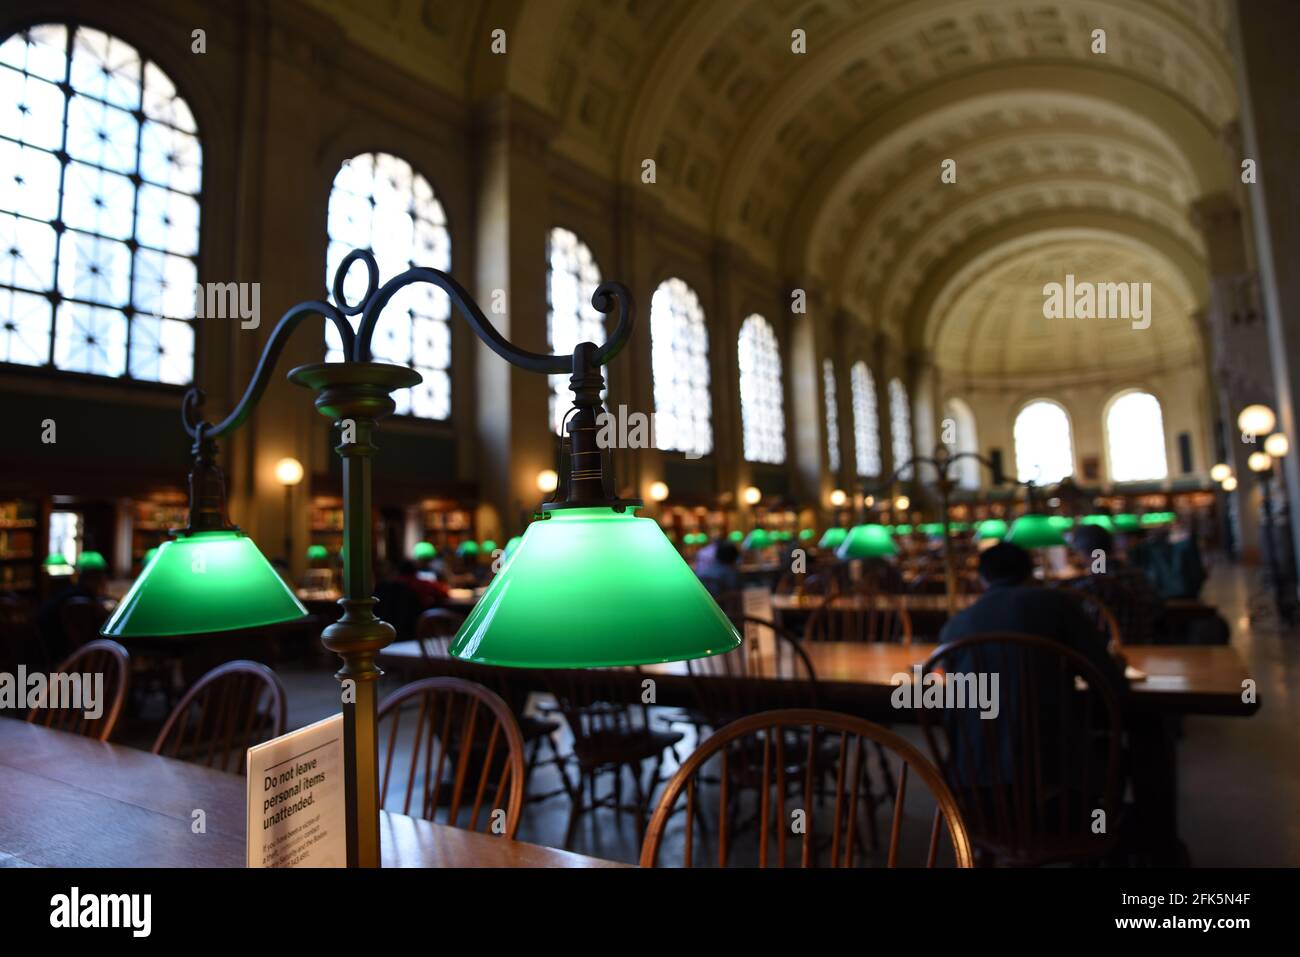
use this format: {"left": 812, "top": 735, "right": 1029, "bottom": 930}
{"left": 823, "top": 358, "right": 840, "bottom": 473}
{"left": 546, "top": 227, "right": 604, "bottom": 435}
{"left": 650, "top": 278, "right": 712, "bottom": 458}
{"left": 0, "top": 24, "right": 201, "bottom": 382}
{"left": 888, "top": 377, "right": 913, "bottom": 479}
{"left": 850, "top": 360, "right": 880, "bottom": 478}
{"left": 737, "top": 314, "right": 785, "bottom": 464}
{"left": 325, "top": 152, "right": 451, "bottom": 419}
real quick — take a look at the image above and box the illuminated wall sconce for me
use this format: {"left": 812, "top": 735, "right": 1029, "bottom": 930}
{"left": 893, "top": 494, "right": 911, "bottom": 512}
{"left": 863, "top": 494, "right": 875, "bottom": 509}
{"left": 536, "top": 468, "right": 559, "bottom": 493}
{"left": 275, "top": 457, "right": 304, "bottom": 486}
{"left": 1264, "top": 433, "right": 1289, "bottom": 458}
{"left": 829, "top": 488, "right": 847, "bottom": 507}
{"left": 742, "top": 485, "right": 762, "bottom": 506}
{"left": 1248, "top": 451, "right": 1274, "bottom": 473}
{"left": 648, "top": 480, "right": 670, "bottom": 502}
{"left": 1238, "top": 404, "right": 1276, "bottom": 437}
{"left": 1209, "top": 463, "right": 1232, "bottom": 483}
{"left": 1221, "top": 476, "right": 1238, "bottom": 492}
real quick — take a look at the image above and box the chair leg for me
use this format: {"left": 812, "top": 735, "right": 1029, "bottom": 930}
{"left": 563, "top": 769, "right": 587, "bottom": 850}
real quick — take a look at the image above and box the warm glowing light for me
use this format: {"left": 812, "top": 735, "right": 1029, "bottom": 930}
{"left": 274, "top": 457, "right": 304, "bottom": 486}
{"left": 1238, "top": 404, "right": 1276, "bottom": 437}
{"left": 893, "top": 495, "right": 910, "bottom": 512}
{"left": 742, "top": 485, "right": 762, "bottom": 506}
{"left": 863, "top": 495, "right": 875, "bottom": 509}
{"left": 1221, "top": 476, "right": 1238, "bottom": 492}
{"left": 1248, "top": 451, "right": 1274, "bottom": 473}
{"left": 1209, "top": 463, "right": 1231, "bottom": 483}
{"left": 537, "top": 469, "right": 559, "bottom": 493}
{"left": 1264, "top": 433, "right": 1290, "bottom": 458}
{"left": 648, "top": 480, "right": 670, "bottom": 502}
{"left": 829, "top": 488, "right": 847, "bottom": 508}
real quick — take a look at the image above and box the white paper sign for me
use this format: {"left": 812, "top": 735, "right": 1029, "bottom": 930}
{"left": 246, "top": 713, "right": 346, "bottom": 867}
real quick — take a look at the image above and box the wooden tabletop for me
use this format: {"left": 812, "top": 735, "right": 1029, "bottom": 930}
{"left": 381, "top": 639, "right": 1259, "bottom": 717}
{"left": 0, "top": 720, "right": 623, "bottom": 868}
{"left": 771, "top": 592, "right": 978, "bottom": 613}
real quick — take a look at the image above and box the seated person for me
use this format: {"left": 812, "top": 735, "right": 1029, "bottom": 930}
{"left": 695, "top": 540, "right": 743, "bottom": 598}
{"left": 36, "top": 566, "right": 108, "bottom": 666}
{"left": 392, "top": 559, "right": 450, "bottom": 608}
{"left": 940, "top": 542, "right": 1126, "bottom": 690}
{"left": 1066, "top": 524, "right": 1165, "bottom": 644}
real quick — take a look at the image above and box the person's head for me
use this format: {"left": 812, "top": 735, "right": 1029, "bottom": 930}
{"left": 76, "top": 568, "right": 107, "bottom": 596}
{"left": 1070, "top": 524, "right": 1113, "bottom": 563}
{"left": 396, "top": 559, "right": 417, "bottom": 577}
{"left": 977, "top": 542, "right": 1034, "bottom": 587}
{"left": 715, "top": 541, "right": 740, "bottom": 566}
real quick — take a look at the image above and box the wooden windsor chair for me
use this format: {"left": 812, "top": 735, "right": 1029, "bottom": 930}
{"left": 25, "top": 638, "right": 130, "bottom": 742}
{"left": 151, "top": 660, "right": 287, "bottom": 774}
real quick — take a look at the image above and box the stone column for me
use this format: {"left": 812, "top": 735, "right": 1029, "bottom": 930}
{"left": 1233, "top": 0, "right": 1300, "bottom": 580}
{"left": 1189, "top": 192, "right": 1269, "bottom": 560}
{"left": 471, "top": 94, "right": 555, "bottom": 540}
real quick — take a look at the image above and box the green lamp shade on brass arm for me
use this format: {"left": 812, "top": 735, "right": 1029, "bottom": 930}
{"left": 457, "top": 540, "right": 480, "bottom": 556}
{"left": 480, "top": 539, "right": 498, "bottom": 553}
{"left": 307, "top": 544, "right": 329, "bottom": 560}
{"left": 502, "top": 536, "right": 523, "bottom": 559}
{"left": 1080, "top": 514, "right": 1115, "bottom": 532}
{"left": 798, "top": 528, "right": 815, "bottom": 541}
{"left": 1005, "top": 514, "right": 1067, "bottom": 549}
{"left": 742, "top": 529, "right": 772, "bottom": 551}
{"left": 449, "top": 507, "right": 741, "bottom": 668}
{"left": 817, "top": 527, "right": 847, "bottom": 549}
{"left": 727, "top": 530, "right": 743, "bottom": 543}
{"left": 835, "top": 523, "right": 898, "bottom": 559}
{"left": 1047, "top": 515, "right": 1074, "bottom": 531}
{"left": 976, "top": 518, "right": 1008, "bottom": 540}
{"left": 101, "top": 530, "right": 308, "bottom": 638}
{"left": 1113, "top": 513, "right": 1141, "bottom": 531}
{"left": 43, "top": 553, "right": 71, "bottom": 567}
{"left": 412, "top": 541, "right": 436, "bottom": 561}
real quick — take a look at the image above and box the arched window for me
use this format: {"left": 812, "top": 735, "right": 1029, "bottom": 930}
{"left": 651, "top": 278, "right": 712, "bottom": 457}
{"left": 822, "top": 358, "right": 840, "bottom": 473}
{"left": 0, "top": 24, "right": 201, "bottom": 382}
{"left": 1014, "top": 399, "right": 1075, "bottom": 485}
{"left": 326, "top": 152, "right": 450, "bottom": 419}
{"left": 737, "top": 314, "right": 785, "bottom": 464}
{"left": 943, "top": 397, "right": 980, "bottom": 489}
{"left": 850, "top": 361, "right": 880, "bottom": 477}
{"left": 888, "top": 378, "right": 913, "bottom": 479}
{"left": 1106, "top": 390, "right": 1168, "bottom": 482}
{"left": 546, "top": 227, "right": 604, "bottom": 435}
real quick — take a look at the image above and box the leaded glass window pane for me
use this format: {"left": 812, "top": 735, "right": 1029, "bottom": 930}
{"left": 738, "top": 314, "right": 785, "bottom": 464}
{"left": 1106, "top": 391, "right": 1168, "bottom": 482}
{"left": 0, "top": 24, "right": 202, "bottom": 383}
{"left": 823, "top": 359, "right": 841, "bottom": 473}
{"left": 547, "top": 227, "right": 605, "bottom": 434}
{"left": 1014, "top": 400, "right": 1075, "bottom": 485}
{"left": 326, "top": 152, "right": 451, "bottom": 420}
{"left": 850, "top": 360, "right": 881, "bottom": 477}
{"left": 889, "top": 378, "right": 913, "bottom": 480}
{"left": 651, "top": 278, "right": 712, "bottom": 458}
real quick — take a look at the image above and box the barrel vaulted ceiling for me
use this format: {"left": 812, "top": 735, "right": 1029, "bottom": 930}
{"left": 308, "top": 0, "right": 1237, "bottom": 376}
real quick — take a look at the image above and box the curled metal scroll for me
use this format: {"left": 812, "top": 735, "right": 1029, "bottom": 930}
{"left": 182, "top": 247, "right": 635, "bottom": 439}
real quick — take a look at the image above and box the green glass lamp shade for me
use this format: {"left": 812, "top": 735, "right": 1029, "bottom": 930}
{"left": 817, "top": 527, "right": 847, "bottom": 549}
{"left": 1047, "top": 515, "right": 1074, "bottom": 530}
{"left": 835, "top": 523, "right": 898, "bottom": 559}
{"left": 307, "top": 544, "right": 329, "bottom": 561}
{"left": 142, "top": 547, "right": 159, "bottom": 565}
{"left": 503, "top": 536, "right": 523, "bottom": 559}
{"left": 1006, "top": 514, "right": 1067, "bottom": 549}
{"left": 1113, "top": 513, "right": 1140, "bottom": 531}
{"left": 894, "top": 523, "right": 913, "bottom": 535}
{"left": 457, "top": 540, "right": 480, "bottom": 556}
{"left": 101, "top": 530, "right": 308, "bottom": 638}
{"left": 76, "top": 550, "right": 108, "bottom": 571}
{"left": 742, "top": 529, "right": 772, "bottom": 550}
{"left": 43, "top": 552, "right": 71, "bottom": 567}
{"left": 480, "top": 539, "right": 498, "bottom": 553}
{"left": 976, "top": 519, "right": 1008, "bottom": 540}
{"left": 951, "top": 522, "right": 971, "bottom": 532}
{"left": 919, "top": 523, "right": 943, "bottom": 536}
{"left": 1080, "top": 514, "right": 1115, "bottom": 532}
{"left": 798, "top": 528, "right": 815, "bottom": 541}
{"left": 412, "top": 541, "right": 436, "bottom": 561}
{"left": 1140, "top": 512, "right": 1174, "bottom": 526}
{"left": 727, "top": 530, "right": 744, "bottom": 543}
{"left": 449, "top": 507, "right": 741, "bottom": 668}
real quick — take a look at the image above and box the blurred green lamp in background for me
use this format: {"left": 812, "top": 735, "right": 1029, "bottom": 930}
{"left": 1005, "top": 514, "right": 1067, "bottom": 549}
{"left": 411, "top": 540, "right": 436, "bottom": 561}
{"left": 307, "top": 544, "right": 329, "bottom": 561}
{"left": 742, "top": 528, "right": 773, "bottom": 551}
{"left": 818, "top": 527, "right": 847, "bottom": 549}
{"left": 836, "top": 523, "right": 898, "bottom": 559}
{"left": 976, "top": 518, "right": 1009, "bottom": 540}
